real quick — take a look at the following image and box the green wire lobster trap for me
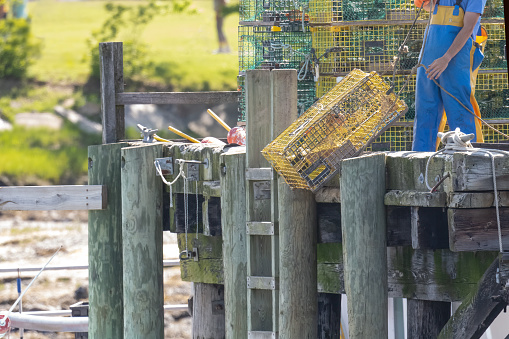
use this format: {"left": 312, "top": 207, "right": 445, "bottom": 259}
{"left": 308, "top": 0, "right": 429, "bottom": 24}
{"left": 240, "top": 0, "right": 310, "bottom": 22}
{"left": 262, "top": 69, "right": 407, "bottom": 191}
{"left": 311, "top": 24, "right": 427, "bottom": 75}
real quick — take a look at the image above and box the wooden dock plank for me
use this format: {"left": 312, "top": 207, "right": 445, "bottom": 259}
{"left": 448, "top": 208, "right": 509, "bottom": 252}
{"left": 0, "top": 185, "right": 106, "bottom": 211}
{"left": 116, "top": 91, "right": 239, "bottom": 105}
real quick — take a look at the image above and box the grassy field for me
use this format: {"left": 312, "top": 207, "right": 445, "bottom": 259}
{"left": 0, "top": 0, "right": 239, "bottom": 185}
{"left": 28, "top": 0, "right": 239, "bottom": 90}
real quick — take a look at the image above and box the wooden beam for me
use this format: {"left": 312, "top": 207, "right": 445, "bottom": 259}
{"left": 341, "top": 153, "right": 388, "bottom": 338}
{"left": 438, "top": 259, "right": 507, "bottom": 339}
{"left": 407, "top": 300, "right": 450, "bottom": 339}
{"left": 317, "top": 293, "right": 341, "bottom": 339}
{"left": 452, "top": 151, "right": 509, "bottom": 191}
{"left": 116, "top": 91, "right": 239, "bottom": 105}
{"left": 192, "top": 283, "right": 225, "bottom": 339}
{"left": 100, "top": 42, "right": 124, "bottom": 144}
{"left": 448, "top": 208, "right": 509, "bottom": 251}
{"left": 121, "top": 144, "right": 164, "bottom": 338}
{"left": 88, "top": 143, "right": 127, "bottom": 339}
{"left": 411, "top": 207, "right": 449, "bottom": 250}
{"left": 314, "top": 187, "right": 341, "bottom": 203}
{"left": 221, "top": 150, "right": 248, "bottom": 339}
{"left": 317, "top": 245, "right": 497, "bottom": 302}
{"left": 384, "top": 190, "right": 447, "bottom": 207}
{"left": 0, "top": 185, "right": 106, "bottom": 211}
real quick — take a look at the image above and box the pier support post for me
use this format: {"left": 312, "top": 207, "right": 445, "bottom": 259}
{"left": 121, "top": 144, "right": 164, "bottom": 338}
{"left": 88, "top": 143, "right": 127, "bottom": 339}
{"left": 340, "top": 153, "right": 388, "bottom": 338}
{"left": 407, "top": 300, "right": 450, "bottom": 339}
{"left": 221, "top": 149, "right": 247, "bottom": 338}
{"left": 278, "top": 182, "right": 317, "bottom": 338}
{"left": 192, "top": 283, "right": 226, "bottom": 338}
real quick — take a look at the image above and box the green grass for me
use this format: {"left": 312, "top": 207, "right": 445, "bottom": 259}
{"left": 28, "top": 0, "right": 239, "bottom": 90}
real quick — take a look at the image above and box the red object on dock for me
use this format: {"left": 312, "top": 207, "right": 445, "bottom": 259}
{"left": 227, "top": 127, "right": 246, "bottom": 145}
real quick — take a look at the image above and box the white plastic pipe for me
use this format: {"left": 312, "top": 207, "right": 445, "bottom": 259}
{"left": 7, "top": 313, "right": 88, "bottom": 332}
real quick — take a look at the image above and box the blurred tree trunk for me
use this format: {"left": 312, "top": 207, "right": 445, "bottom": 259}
{"left": 214, "top": 0, "right": 230, "bottom": 53}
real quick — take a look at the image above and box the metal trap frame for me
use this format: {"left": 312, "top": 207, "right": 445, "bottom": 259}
{"left": 262, "top": 69, "right": 408, "bottom": 191}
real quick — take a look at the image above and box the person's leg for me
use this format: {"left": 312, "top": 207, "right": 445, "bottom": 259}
{"left": 412, "top": 67, "right": 444, "bottom": 152}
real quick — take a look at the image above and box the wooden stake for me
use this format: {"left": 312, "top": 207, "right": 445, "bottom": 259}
{"left": 340, "top": 153, "right": 388, "bottom": 339}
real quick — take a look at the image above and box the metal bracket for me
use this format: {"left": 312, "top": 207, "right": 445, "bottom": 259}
{"left": 155, "top": 157, "right": 173, "bottom": 176}
{"left": 253, "top": 181, "right": 271, "bottom": 200}
{"left": 187, "top": 163, "right": 200, "bottom": 181}
{"left": 211, "top": 300, "right": 224, "bottom": 315}
{"left": 179, "top": 248, "right": 199, "bottom": 261}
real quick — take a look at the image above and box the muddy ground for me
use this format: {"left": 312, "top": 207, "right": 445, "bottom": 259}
{"left": 0, "top": 210, "right": 192, "bottom": 338}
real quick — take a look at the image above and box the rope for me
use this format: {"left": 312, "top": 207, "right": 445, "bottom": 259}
{"left": 195, "top": 180, "right": 199, "bottom": 239}
{"left": 424, "top": 128, "right": 507, "bottom": 253}
{"left": 269, "top": 41, "right": 313, "bottom": 81}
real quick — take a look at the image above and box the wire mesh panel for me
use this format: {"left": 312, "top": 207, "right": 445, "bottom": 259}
{"left": 484, "top": 0, "right": 505, "bottom": 19}
{"left": 367, "top": 125, "right": 414, "bottom": 151}
{"left": 311, "top": 24, "right": 426, "bottom": 74}
{"left": 240, "top": 0, "right": 310, "bottom": 22}
{"left": 262, "top": 69, "right": 407, "bottom": 191}
{"left": 482, "top": 23, "right": 507, "bottom": 70}
{"left": 239, "top": 25, "right": 313, "bottom": 72}
{"left": 308, "top": 0, "right": 429, "bottom": 24}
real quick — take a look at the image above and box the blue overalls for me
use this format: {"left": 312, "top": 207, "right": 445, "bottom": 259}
{"left": 412, "top": 0, "right": 485, "bottom": 151}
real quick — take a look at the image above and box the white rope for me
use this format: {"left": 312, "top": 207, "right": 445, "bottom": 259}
{"left": 424, "top": 128, "right": 507, "bottom": 253}
{"left": 195, "top": 180, "right": 199, "bottom": 239}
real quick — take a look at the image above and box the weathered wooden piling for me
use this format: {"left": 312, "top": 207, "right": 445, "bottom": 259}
{"left": 340, "top": 153, "right": 388, "bottom": 338}
{"left": 88, "top": 143, "right": 128, "bottom": 339}
{"left": 407, "top": 300, "right": 450, "bottom": 339}
{"left": 192, "top": 283, "right": 225, "bottom": 338}
{"left": 121, "top": 144, "right": 164, "bottom": 338}
{"left": 99, "top": 42, "right": 124, "bottom": 144}
{"left": 272, "top": 70, "right": 318, "bottom": 338}
{"left": 221, "top": 147, "right": 247, "bottom": 338}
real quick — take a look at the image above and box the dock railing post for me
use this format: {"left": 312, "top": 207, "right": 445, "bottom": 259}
{"left": 340, "top": 153, "right": 388, "bottom": 338}
{"left": 99, "top": 42, "right": 125, "bottom": 144}
{"left": 88, "top": 142, "right": 128, "bottom": 339}
{"left": 274, "top": 70, "right": 318, "bottom": 338}
{"left": 121, "top": 144, "right": 164, "bottom": 338}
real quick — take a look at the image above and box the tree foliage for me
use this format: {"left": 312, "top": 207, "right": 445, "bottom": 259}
{"left": 87, "top": 0, "right": 192, "bottom": 80}
{"left": 0, "top": 18, "right": 41, "bottom": 79}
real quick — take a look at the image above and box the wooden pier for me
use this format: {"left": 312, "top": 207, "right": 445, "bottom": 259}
{"left": 87, "top": 42, "right": 509, "bottom": 339}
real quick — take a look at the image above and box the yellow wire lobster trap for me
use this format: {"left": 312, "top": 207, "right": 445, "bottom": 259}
{"left": 262, "top": 69, "right": 408, "bottom": 191}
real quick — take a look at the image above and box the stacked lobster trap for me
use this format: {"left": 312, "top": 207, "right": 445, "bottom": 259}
{"left": 305, "top": 0, "right": 507, "bottom": 151}
{"left": 237, "top": 0, "right": 316, "bottom": 121}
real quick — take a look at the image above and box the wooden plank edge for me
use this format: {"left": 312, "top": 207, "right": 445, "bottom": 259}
{"left": 0, "top": 185, "right": 107, "bottom": 211}
{"left": 116, "top": 91, "right": 239, "bottom": 105}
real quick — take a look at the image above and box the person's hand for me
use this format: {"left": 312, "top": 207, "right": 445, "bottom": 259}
{"left": 425, "top": 55, "right": 451, "bottom": 80}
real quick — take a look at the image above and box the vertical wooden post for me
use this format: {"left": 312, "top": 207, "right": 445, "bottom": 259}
{"left": 88, "top": 143, "right": 127, "bottom": 339}
{"left": 317, "top": 293, "right": 341, "bottom": 339}
{"left": 278, "top": 183, "right": 317, "bottom": 338}
{"left": 99, "top": 42, "right": 125, "bottom": 144}
{"left": 121, "top": 144, "right": 164, "bottom": 338}
{"left": 340, "top": 153, "right": 388, "bottom": 338}
{"left": 192, "top": 283, "right": 226, "bottom": 338}
{"left": 245, "top": 69, "right": 273, "bottom": 334}
{"left": 221, "top": 149, "right": 247, "bottom": 338}
{"left": 407, "top": 299, "right": 450, "bottom": 338}
{"left": 274, "top": 69, "right": 317, "bottom": 338}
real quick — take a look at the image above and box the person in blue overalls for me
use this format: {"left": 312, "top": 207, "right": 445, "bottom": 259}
{"left": 412, "top": 0, "right": 487, "bottom": 151}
